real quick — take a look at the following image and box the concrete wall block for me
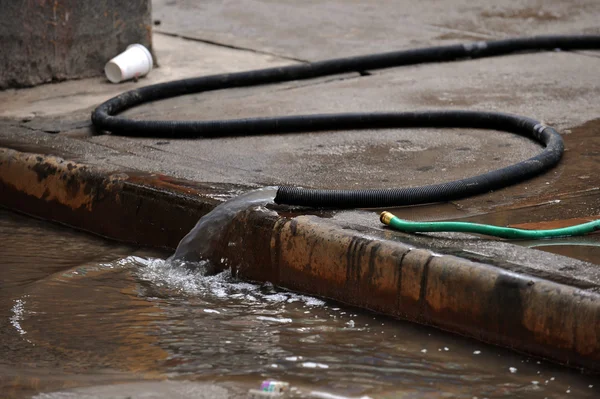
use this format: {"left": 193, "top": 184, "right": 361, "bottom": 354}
{"left": 0, "top": 0, "right": 152, "bottom": 89}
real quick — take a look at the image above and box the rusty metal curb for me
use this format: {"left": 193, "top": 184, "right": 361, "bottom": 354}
{"left": 1, "top": 147, "right": 599, "bottom": 371}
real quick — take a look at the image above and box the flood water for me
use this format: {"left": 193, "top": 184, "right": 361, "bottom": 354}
{"left": 0, "top": 209, "right": 598, "bottom": 398}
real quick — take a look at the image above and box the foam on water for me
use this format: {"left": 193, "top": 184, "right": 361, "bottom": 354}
{"left": 131, "top": 256, "right": 325, "bottom": 307}
{"left": 10, "top": 298, "right": 28, "bottom": 337}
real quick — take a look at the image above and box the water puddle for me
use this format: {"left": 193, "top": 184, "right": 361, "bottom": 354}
{"left": 1, "top": 209, "right": 598, "bottom": 398}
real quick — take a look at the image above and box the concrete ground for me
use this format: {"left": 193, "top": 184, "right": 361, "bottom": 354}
{"left": 1, "top": 0, "right": 599, "bottom": 372}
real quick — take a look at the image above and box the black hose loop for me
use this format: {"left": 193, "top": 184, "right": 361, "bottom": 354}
{"left": 91, "top": 35, "right": 599, "bottom": 208}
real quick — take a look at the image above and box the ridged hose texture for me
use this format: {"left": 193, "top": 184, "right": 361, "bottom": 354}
{"left": 91, "top": 35, "right": 600, "bottom": 208}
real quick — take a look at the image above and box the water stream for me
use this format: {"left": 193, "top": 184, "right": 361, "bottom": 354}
{"left": 172, "top": 186, "right": 278, "bottom": 262}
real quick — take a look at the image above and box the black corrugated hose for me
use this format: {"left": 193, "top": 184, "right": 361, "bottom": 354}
{"left": 92, "top": 35, "right": 600, "bottom": 208}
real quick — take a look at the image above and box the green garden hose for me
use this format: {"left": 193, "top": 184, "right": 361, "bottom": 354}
{"left": 380, "top": 212, "right": 600, "bottom": 240}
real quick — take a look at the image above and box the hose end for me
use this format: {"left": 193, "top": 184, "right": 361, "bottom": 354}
{"left": 380, "top": 211, "right": 394, "bottom": 225}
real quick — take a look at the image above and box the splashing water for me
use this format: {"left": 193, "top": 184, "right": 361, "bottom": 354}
{"left": 10, "top": 298, "right": 28, "bottom": 338}
{"left": 133, "top": 256, "right": 324, "bottom": 306}
{"left": 171, "top": 186, "right": 278, "bottom": 262}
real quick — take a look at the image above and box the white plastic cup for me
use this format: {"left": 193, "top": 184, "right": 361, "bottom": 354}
{"left": 104, "top": 44, "right": 153, "bottom": 83}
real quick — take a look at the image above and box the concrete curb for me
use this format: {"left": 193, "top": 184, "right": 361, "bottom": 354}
{"left": 0, "top": 147, "right": 219, "bottom": 248}
{"left": 1, "top": 147, "right": 599, "bottom": 371}
{"left": 222, "top": 209, "right": 600, "bottom": 371}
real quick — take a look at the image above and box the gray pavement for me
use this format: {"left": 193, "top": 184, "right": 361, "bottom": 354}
{"left": 153, "top": 0, "right": 600, "bottom": 60}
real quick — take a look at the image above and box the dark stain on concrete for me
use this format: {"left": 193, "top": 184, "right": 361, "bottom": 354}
{"left": 488, "top": 274, "right": 526, "bottom": 338}
{"left": 303, "top": 240, "right": 316, "bottom": 274}
{"left": 270, "top": 221, "right": 284, "bottom": 273}
{"left": 480, "top": 8, "right": 564, "bottom": 22}
{"left": 64, "top": 173, "right": 81, "bottom": 198}
{"left": 416, "top": 166, "right": 434, "bottom": 172}
{"left": 289, "top": 218, "right": 298, "bottom": 236}
{"left": 395, "top": 248, "right": 412, "bottom": 316}
{"left": 366, "top": 242, "right": 382, "bottom": 288}
{"left": 418, "top": 255, "right": 434, "bottom": 322}
{"left": 345, "top": 236, "right": 369, "bottom": 299}
{"left": 31, "top": 161, "right": 58, "bottom": 182}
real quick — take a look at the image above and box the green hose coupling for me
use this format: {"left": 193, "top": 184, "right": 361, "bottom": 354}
{"left": 380, "top": 211, "right": 600, "bottom": 240}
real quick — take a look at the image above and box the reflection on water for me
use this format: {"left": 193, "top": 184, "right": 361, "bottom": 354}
{"left": 0, "top": 210, "right": 598, "bottom": 398}
{"left": 523, "top": 240, "right": 600, "bottom": 266}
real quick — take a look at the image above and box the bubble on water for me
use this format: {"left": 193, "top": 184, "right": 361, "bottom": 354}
{"left": 309, "top": 390, "right": 373, "bottom": 399}
{"left": 257, "top": 316, "right": 293, "bottom": 323}
{"left": 130, "top": 256, "right": 325, "bottom": 307}
{"left": 509, "top": 367, "right": 517, "bottom": 373}
{"left": 473, "top": 351, "right": 481, "bottom": 355}
{"left": 301, "top": 362, "right": 329, "bottom": 369}
{"left": 10, "top": 298, "right": 31, "bottom": 343}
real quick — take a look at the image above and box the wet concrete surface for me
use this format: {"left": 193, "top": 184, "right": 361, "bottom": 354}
{"left": 2, "top": 209, "right": 599, "bottom": 399}
{"left": 152, "top": 0, "right": 600, "bottom": 60}
{"left": 0, "top": 33, "right": 293, "bottom": 120}
{"left": 2, "top": 48, "right": 599, "bottom": 203}
{"left": 1, "top": 37, "right": 599, "bottom": 266}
